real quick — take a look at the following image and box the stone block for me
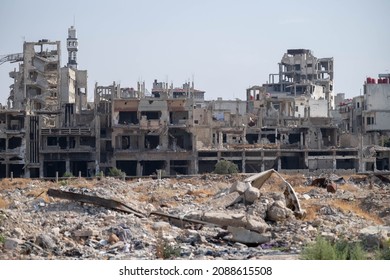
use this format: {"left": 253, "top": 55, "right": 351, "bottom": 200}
{"left": 244, "top": 186, "right": 260, "bottom": 204}
{"left": 227, "top": 226, "right": 271, "bottom": 244}
{"left": 4, "top": 238, "right": 23, "bottom": 250}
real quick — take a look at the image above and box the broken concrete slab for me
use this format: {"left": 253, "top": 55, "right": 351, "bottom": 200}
{"left": 229, "top": 181, "right": 248, "bottom": 194}
{"left": 244, "top": 169, "right": 304, "bottom": 218}
{"left": 246, "top": 215, "right": 269, "bottom": 233}
{"left": 202, "top": 211, "right": 269, "bottom": 233}
{"left": 208, "top": 192, "right": 242, "bottom": 209}
{"left": 245, "top": 169, "right": 274, "bottom": 189}
{"left": 47, "top": 188, "right": 146, "bottom": 218}
{"left": 227, "top": 226, "right": 271, "bottom": 244}
{"left": 202, "top": 212, "right": 241, "bottom": 227}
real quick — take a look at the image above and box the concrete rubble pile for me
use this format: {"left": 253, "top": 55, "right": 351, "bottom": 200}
{"left": 0, "top": 171, "right": 389, "bottom": 260}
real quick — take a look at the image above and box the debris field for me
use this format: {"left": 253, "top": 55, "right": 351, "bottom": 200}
{"left": 0, "top": 171, "right": 389, "bottom": 260}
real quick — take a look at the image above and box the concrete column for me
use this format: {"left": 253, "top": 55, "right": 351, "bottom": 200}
{"left": 140, "top": 135, "right": 145, "bottom": 151}
{"left": 192, "top": 134, "right": 197, "bottom": 153}
{"left": 300, "top": 132, "right": 304, "bottom": 148}
{"left": 136, "top": 161, "right": 142, "bottom": 176}
{"left": 332, "top": 150, "right": 336, "bottom": 171}
{"left": 95, "top": 115, "right": 101, "bottom": 174}
{"left": 318, "top": 128, "right": 322, "bottom": 149}
{"left": 218, "top": 132, "right": 223, "bottom": 149}
{"left": 40, "top": 156, "right": 44, "bottom": 178}
{"left": 242, "top": 151, "right": 246, "bottom": 173}
{"left": 161, "top": 134, "right": 168, "bottom": 150}
{"left": 191, "top": 155, "right": 198, "bottom": 175}
{"left": 24, "top": 168, "right": 30, "bottom": 179}
{"left": 65, "top": 158, "right": 70, "bottom": 174}
{"left": 5, "top": 164, "right": 9, "bottom": 178}
{"left": 261, "top": 150, "right": 265, "bottom": 171}
{"left": 358, "top": 134, "right": 364, "bottom": 172}
{"left": 304, "top": 151, "right": 309, "bottom": 169}
{"left": 165, "top": 160, "right": 170, "bottom": 176}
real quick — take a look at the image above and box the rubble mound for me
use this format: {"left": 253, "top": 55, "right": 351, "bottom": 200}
{"left": 0, "top": 173, "right": 388, "bottom": 260}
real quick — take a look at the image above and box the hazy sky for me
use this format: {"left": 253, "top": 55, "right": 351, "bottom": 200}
{"left": 1, "top": 0, "right": 389, "bottom": 104}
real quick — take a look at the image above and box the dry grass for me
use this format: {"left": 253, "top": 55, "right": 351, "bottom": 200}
{"left": 0, "top": 179, "right": 29, "bottom": 190}
{"left": 25, "top": 188, "right": 51, "bottom": 203}
{"left": 59, "top": 178, "right": 96, "bottom": 188}
{"left": 338, "top": 183, "right": 360, "bottom": 192}
{"left": 300, "top": 200, "right": 322, "bottom": 221}
{"left": 293, "top": 185, "right": 317, "bottom": 194}
{"left": 189, "top": 189, "right": 216, "bottom": 204}
{"left": 330, "top": 199, "right": 383, "bottom": 225}
{"left": 133, "top": 184, "right": 184, "bottom": 207}
{"left": 0, "top": 196, "right": 8, "bottom": 208}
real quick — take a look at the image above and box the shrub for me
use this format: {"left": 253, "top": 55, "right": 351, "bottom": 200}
{"left": 108, "top": 167, "right": 125, "bottom": 177}
{"left": 376, "top": 239, "right": 390, "bottom": 260}
{"left": 59, "top": 180, "right": 68, "bottom": 186}
{"left": 156, "top": 240, "right": 181, "bottom": 259}
{"left": 62, "top": 172, "right": 73, "bottom": 178}
{"left": 334, "top": 240, "right": 366, "bottom": 260}
{"left": 155, "top": 231, "right": 181, "bottom": 259}
{"left": 301, "top": 236, "right": 367, "bottom": 260}
{"left": 376, "top": 247, "right": 390, "bottom": 260}
{"left": 214, "top": 160, "right": 239, "bottom": 174}
{"left": 301, "top": 236, "right": 336, "bottom": 260}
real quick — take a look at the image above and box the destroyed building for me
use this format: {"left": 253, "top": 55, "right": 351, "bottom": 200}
{"left": 333, "top": 74, "right": 390, "bottom": 171}
{"left": 0, "top": 29, "right": 389, "bottom": 178}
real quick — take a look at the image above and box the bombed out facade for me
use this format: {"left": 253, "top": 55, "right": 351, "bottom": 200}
{"left": 1, "top": 28, "right": 390, "bottom": 178}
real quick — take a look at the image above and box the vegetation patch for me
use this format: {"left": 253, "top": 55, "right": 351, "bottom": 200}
{"left": 213, "top": 160, "right": 239, "bottom": 174}
{"left": 301, "top": 236, "right": 367, "bottom": 260}
{"left": 108, "top": 167, "right": 125, "bottom": 177}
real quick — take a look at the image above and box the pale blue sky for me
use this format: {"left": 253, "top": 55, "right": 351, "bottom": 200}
{"left": 1, "top": 0, "right": 389, "bottom": 104}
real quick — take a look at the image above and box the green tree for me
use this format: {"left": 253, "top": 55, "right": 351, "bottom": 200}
{"left": 214, "top": 160, "right": 239, "bottom": 174}
{"left": 108, "top": 167, "right": 125, "bottom": 177}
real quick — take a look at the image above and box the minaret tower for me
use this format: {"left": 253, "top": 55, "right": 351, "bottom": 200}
{"left": 67, "top": 26, "right": 78, "bottom": 69}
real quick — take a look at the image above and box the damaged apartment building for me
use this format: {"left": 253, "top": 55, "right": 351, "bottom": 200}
{"left": 0, "top": 29, "right": 388, "bottom": 178}
{"left": 0, "top": 27, "right": 91, "bottom": 178}
{"left": 198, "top": 49, "right": 350, "bottom": 172}
{"left": 333, "top": 74, "right": 390, "bottom": 172}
